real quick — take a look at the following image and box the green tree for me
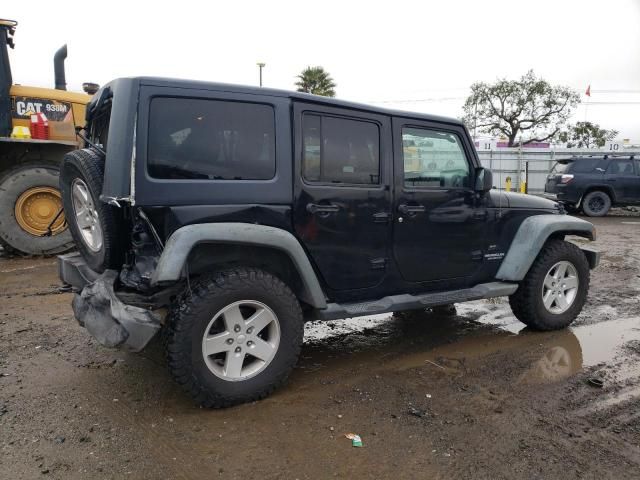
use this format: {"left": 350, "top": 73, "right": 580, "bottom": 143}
{"left": 295, "top": 66, "right": 336, "bottom": 97}
{"left": 463, "top": 70, "right": 580, "bottom": 146}
{"left": 558, "top": 121, "right": 619, "bottom": 149}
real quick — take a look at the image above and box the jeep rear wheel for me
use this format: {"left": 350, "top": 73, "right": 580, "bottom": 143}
{"left": 60, "top": 149, "right": 126, "bottom": 272}
{"left": 582, "top": 190, "right": 611, "bottom": 217}
{"left": 509, "top": 239, "right": 589, "bottom": 331}
{"left": 166, "top": 268, "right": 304, "bottom": 408}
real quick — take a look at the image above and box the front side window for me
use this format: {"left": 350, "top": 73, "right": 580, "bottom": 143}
{"left": 147, "top": 97, "right": 275, "bottom": 180}
{"left": 402, "top": 127, "right": 470, "bottom": 188}
{"left": 302, "top": 114, "right": 380, "bottom": 185}
{"left": 606, "top": 159, "right": 634, "bottom": 175}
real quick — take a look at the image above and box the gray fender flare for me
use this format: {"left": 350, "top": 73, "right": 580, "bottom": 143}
{"left": 495, "top": 214, "right": 597, "bottom": 281}
{"left": 150, "top": 223, "right": 327, "bottom": 309}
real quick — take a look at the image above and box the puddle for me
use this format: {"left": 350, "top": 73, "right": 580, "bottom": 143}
{"left": 303, "top": 299, "right": 640, "bottom": 388}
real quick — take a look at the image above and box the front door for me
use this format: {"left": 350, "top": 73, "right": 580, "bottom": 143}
{"left": 392, "top": 119, "right": 487, "bottom": 285}
{"left": 293, "top": 103, "right": 392, "bottom": 292}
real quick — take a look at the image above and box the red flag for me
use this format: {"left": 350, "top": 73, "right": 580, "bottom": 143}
{"left": 585, "top": 85, "right": 591, "bottom": 97}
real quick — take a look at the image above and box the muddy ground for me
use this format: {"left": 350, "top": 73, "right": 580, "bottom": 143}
{"left": 1, "top": 214, "right": 639, "bottom": 479}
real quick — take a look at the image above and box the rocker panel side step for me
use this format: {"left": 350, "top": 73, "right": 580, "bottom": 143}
{"left": 312, "top": 282, "right": 518, "bottom": 321}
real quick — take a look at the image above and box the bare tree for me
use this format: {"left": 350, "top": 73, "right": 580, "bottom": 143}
{"left": 463, "top": 70, "right": 580, "bottom": 146}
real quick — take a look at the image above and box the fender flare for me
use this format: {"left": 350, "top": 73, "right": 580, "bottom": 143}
{"left": 581, "top": 184, "right": 617, "bottom": 204}
{"left": 150, "top": 223, "right": 327, "bottom": 308}
{"left": 495, "top": 214, "right": 596, "bottom": 282}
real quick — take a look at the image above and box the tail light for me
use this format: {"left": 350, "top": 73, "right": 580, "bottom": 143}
{"left": 560, "top": 174, "right": 574, "bottom": 184}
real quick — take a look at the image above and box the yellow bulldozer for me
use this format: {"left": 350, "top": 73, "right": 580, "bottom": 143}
{"left": 0, "top": 19, "right": 94, "bottom": 255}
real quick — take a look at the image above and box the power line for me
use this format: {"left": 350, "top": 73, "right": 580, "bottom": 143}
{"left": 591, "top": 89, "right": 640, "bottom": 94}
{"left": 584, "top": 101, "right": 640, "bottom": 105}
{"left": 367, "top": 96, "right": 465, "bottom": 104}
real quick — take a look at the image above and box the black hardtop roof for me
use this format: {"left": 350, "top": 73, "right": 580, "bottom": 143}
{"left": 93, "top": 76, "right": 465, "bottom": 127}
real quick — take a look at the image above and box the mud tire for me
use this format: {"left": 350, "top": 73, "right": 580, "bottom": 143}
{"left": 582, "top": 190, "right": 611, "bottom": 217}
{"left": 59, "top": 149, "right": 125, "bottom": 272}
{"left": 509, "top": 239, "right": 589, "bottom": 331}
{"left": 165, "top": 268, "right": 304, "bottom": 408}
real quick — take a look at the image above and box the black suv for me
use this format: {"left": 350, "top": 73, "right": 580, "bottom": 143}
{"left": 58, "top": 77, "right": 599, "bottom": 407}
{"left": 545, "top": 155, "right": 640, "bottom": 216}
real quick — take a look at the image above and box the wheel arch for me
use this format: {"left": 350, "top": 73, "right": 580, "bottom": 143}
{"left": 581, "top": 185, "right": 616, "bottom": 204}
{"left": 496, "top": 214, "right": 597, "bottom": 282}
{"left": 186, "top": 243, "right": 309, "bottom": 308}
{"left": 151, "top": 223, "right": 327, "bottom": 309}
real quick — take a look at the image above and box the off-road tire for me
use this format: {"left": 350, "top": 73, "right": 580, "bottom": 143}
{"left": 165, "top": 268, "right": 304, "bottom": 408}
{"left": 60, "top": 149, "right": 125, "bottom": 272}
{"left": 582, "top": 190, "right": 611, "bottom": 217}
{"left": 509, "top": 239, "right": 589, "bottom": 331}
{"left": 0, "top": 237, "right": 17, "bottom": 256}
{"left": 0, "top": 164, "right": 74, "bottom": 255}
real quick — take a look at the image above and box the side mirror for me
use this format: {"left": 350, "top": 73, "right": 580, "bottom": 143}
{"left": 475, "top": 167, "right": 493, "bottom": 192}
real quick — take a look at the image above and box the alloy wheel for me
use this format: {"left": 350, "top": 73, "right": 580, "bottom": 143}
{"left": 201, "top": 300, "right": 281, "bottom": 381}
{"left": 541, "top": 260, "right": 579, "bottom": 314}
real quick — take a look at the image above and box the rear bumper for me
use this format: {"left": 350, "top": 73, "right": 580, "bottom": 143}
{"left": 58, "top": 253, "right": 161, "bottom": 352}
{"left": 544, "top": 187, "right": 580, "bottom": 205}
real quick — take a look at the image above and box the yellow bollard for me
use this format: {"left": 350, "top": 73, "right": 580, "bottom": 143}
{"left": 519, "top": 181, "right": 526, "bottom": 194}
{"left": 505, "top": 176, "right": 512, "bottom": 192}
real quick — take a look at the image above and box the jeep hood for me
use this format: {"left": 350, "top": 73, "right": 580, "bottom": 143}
{"left": 488, "top": 190, "right": 560, "bottom": 210}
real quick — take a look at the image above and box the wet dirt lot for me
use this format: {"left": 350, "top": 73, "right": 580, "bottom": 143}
{"left": 1, "top": 214, "right": 639, "bottom": 479}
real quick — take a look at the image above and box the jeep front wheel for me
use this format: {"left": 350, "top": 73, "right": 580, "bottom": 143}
{"left": 509, "top": 239, "right": 589, "bottom": 331}
{"left": 166, "top": 268, "right": 304, "bottom": 408}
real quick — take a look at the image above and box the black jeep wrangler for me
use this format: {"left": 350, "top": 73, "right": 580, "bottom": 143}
{"left": 545, "top": 155, "right": 640, "bottom": 216}
{"left": 58, "top": 77, "right": 599, "bottom": 407}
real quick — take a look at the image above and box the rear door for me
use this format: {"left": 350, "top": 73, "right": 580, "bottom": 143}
{"left": 293, "top": 102, "right": 392, "bottom": 292}
{"left": 605, "top": 158, "right": 637, "bottom": 201}
{"left": 391, "top": 118, "right": 487, "bottom": 285}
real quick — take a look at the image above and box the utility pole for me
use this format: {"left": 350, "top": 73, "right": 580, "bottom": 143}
{"left": 257, "top": 62, "right": 265, "bottom": 87}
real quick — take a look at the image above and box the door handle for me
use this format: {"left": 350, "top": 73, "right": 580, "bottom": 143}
{"left": 398, "top": 204, "right": 426, "bottom": 215}
{"left": 306, "top": 203, "right": 340, "bottom": 215}
{"left": 373, "top": 212, "right": 391, "bottom": 223}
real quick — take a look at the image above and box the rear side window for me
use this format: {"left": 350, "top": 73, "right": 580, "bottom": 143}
{"left": 302, "top": 114, "right": 380, "bottom": 185}
{"left": 147, "top": 97, "right": 275, "bottom": 180}
{"left": 606, "top": 159, "right": 635, "bottom": 175}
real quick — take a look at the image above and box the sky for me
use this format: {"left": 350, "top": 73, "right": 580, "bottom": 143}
{"left": 5, "top": 0, "right": 640, "bottom": 142}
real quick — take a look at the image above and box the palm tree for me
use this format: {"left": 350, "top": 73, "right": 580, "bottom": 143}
{"left": 295, "top": 66, "right": 336, "bottom": 97}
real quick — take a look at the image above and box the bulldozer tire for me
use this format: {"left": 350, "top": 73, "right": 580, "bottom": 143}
{"left": 0, "top": 164, "right": 74, "bottom": 255}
